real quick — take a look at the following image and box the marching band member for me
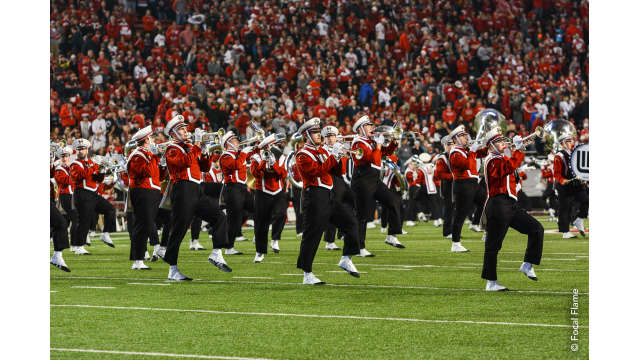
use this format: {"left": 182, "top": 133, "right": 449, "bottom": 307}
{"left": 289, "top": 138, "right": 305, "bottom": 238}
{"left": 50, "top": 163, "right": 70, "bottom": 272}
{"left": 482, "top": 129, "right": 544, "bottom": 291}
{"left": 321, "top": 126, "right": 356, "bottom": 251}
{"left": 448, "top": 125, "right": 487, "bottom": 252}
{"left": 434, "top": 135, "right": 454, "bottom": 237}
{"left": 69, "top": 138, "right": 116, "bottom": 254}
{"left": 220, "top": 131, "right": 257, "bottom": 255}
{"left": 553, "top": 134, "right": 589, "bottom": 238}
{"left": 54, "top": 145, "right": 80, "bottom": 254}
{"left": 350, "top": 115, "right": 403, "bottom": 254}
{"left": 419, "top": 155, "right": 443, "bottom": 225}
{"left": 380, "top": 155, "right": 405, "bottom": 238}
{"left": 189, "top": 155, "right": 224, "bottom": 251}
{"left": 268, "top": 139, "right": 289, "bottom": 253}
{"left": 540, "top": 157, "right": 558, "bottom": 221}
{"left": 296, "top": 118, "right": 361, "bottom": 284}
{"left": 163, "top": 116, "right": 231, "bottom": 280}
{"left": 126, "top": 126, "right": 164, "bottom": 270}
{"left": 249, "top": 135, "right": 288, "bottom": 263}
{"left": 469, "top": 177, "right": 487, "bottom": 233}
{"left": 404, "top": 157, "right": 422, "bottom": 227}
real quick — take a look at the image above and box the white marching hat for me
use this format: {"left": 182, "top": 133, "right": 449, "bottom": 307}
{"left": 164, "top": 115, "right": 186, "bottom": 136}
{"left": 485, "top": 127, "right": 508, "bottom": 146}
{"left": 221, "top": 131, "right": 237, "bottom": 147}
{"left": 321, "top": 125, "right": 339, "bottom": 138}
{"left": 449, "top": 125, "right": 467, "bottom": 138}
{"left": 418, "top": 153, "right": 432, "bottom": 163}
{"left": 353, "top": 114, "right": 373, "bottom": 132}
{"left": 132, "top": 125, "right": 153, "bottom": 143}
{"left": 72, "top": 138, "right": 91, "bottom": 150}
{"left": 57, "top": 145, "right": 73, "bottom": 157}
{"left": 440, "top": 134, "right": 452, "bottom": 146}
{"left": 298, "top": 117, "right": 322, "bottom": 135}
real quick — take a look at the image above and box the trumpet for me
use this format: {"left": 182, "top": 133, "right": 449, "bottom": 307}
{"left": 519, "top": 126, "right": 545, "bottom": 147}
{"left": 239, "top": 122, "right": 266, "bottom": 147}
{"left": 345, "top": 147, "right": 364, "bottom": 160}
{"left": 154, "top": 142, "right": 172, "bottom": 155}
{"left": 373, "top": 122, "right": 403, "bottom": 146}
{"left": 203, "top": 142, "right": 223, "bottom": 156}
{"left": 201, "top": 128, "right": 225, "bottom": 143}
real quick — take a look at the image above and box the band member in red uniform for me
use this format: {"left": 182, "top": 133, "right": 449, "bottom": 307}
{"left": 540, "top": 156, "right": 558, "bottom": 221}
{"left": 448, "top": 125, "right": 487, "bottom": 252}
{"left": 50, "top": 162, "right": 70, "bottom": 272}
{"left": 296, "top": 118, "right": 361, "bottom": 284}
{"left": 69, "top": 139, "right": 116, "bottom": 254}
{"left": 163, "top": 116, "right": 231, "bottom": 280}
{"left": 249, "top": 135, "right": 288, "bottom": 263}
{"left": 482, "top": 129, "right": 544, "bottom": 291}
{"left": 553, "top": 134, "right": 588, "bottom": 238}
{"left": 434, "top": 135, "right": 454, "bottom": 237}
{"left": 404, "top": 157, "right": 422, "bottom": 227}
{"left": 54, "top": 145, "right": 80, "bottom": 254}
{"left": 268, "top": 138, "right": 289, "bottom": 253}
{"left": 288, "top": 134, "right": 305, "bottom": 238}
{"left": 121, "top": 140, "right": 139, "bottom": 258}
{"left": 219, "top": 131, "right": 257, "bottom": 255}
{"left": 350, "top": 115, "right": 403, "bottom": 254}
{"left": 380, "top": 155, "right": 405, "bottom": 237}
{"left": 127, "top": 126, "right": 164, "bottom": 270}
{"left": 189, "top": 154, "right": 224, "bottom": 251}
{"left": 419, "top": 156, "right": 443, "bottom": 224}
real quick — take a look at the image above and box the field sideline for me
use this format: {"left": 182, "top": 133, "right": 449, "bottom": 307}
{"left": 51, "top": 217, "right": 588, "bottom": 359}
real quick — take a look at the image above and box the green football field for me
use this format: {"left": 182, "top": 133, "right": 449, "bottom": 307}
{"left": 50, "top": 217, "right": 588, "bottom": 360}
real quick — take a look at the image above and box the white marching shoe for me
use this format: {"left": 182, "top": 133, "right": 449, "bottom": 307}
{"left": 338, "top": 256, "right": 360, "bottom": 278}
{"left": 357, "top": 248, "right": 375, "bottom": 257}
{"left": 481, "top": 232, "right": 487, "bottom": 242}
{"left": 245, "top": 219, "right": 254, "bottom": 227}
{"left": 254, "top": 252, "right": 265, "bottom": 263}
{"left": 445, "top": 234, "right": 453, "bottom": 239}
{"left": 190, "top": 239, "right": 205, "bottom": 250}
{"left": 303, "top": 272, "right": 325, "bottom": 285}
{"left": 225, "top": 247, "right": 243, "bottom": 255}
{"left": 208, "top": 249, "right": 232, "bottom": 272}
{"left": 417, "top": 212, "right": 427, "bottom": 222}
{"left": 325, "top": 242, "right": 340, "bottom": 250}
{"left": 85, "top": 234, "right": 91, "bottom": 246}
{"left": 154, "top": 245, "right": 166, "bottom": 260}
{"left": 451, "top": 242, "right": 469, "bottom": 253}
{"left": 366, "top": 221, "right": 376, "bottom": 229}
{"left": 548, "top": 208, "right": 557, "bottom": 222}
{"left": 168, "top": 266, "right": 192, "bottom": 281}
{"left": 573, "top": 218, "right": 586, "bottom": 237}
{"left": 469, "top": 224, "right": 482, "bottom": 232}
{"left": 270, "top": 240, "right": 280, "bottom": 253}
{"left": 433, "top": 218, "right": 443, "bottom": 227}
{"left": 562, "top": 232, "right": 577, "bottom": 239}
{"left": 384, "top": 235, "right": 405, "bottom": 248}
{"left": 405, "top": 220, "right": 416, "bottom": 227}
{"left": 50, "top": 252, "right": 70, "bottom": 272}
{"left": 519, "top": 262, "right": 538, "bottom": 281}
{"left": 380, "top": 227, "right": 387, "bottom": 234}
{"left": 144, "top": 251, "right": 151, "bottom": 260}
{"left": 132, "top": 260, "right": 151, "bottom": 270}
{"left": 101, "top": 233, "right": 115, "bottom": 248}
{"left": 401, "top": 229, "right": 408, "bottom": 235}
{"left": 235, "top": 236, "right": 248, "bottom": 242}
{"left": 297, "top": 232, "right": 303, "bottom": 238}
{"left": 89, "top": 230, "right": 96, "bottom": 237}
{"left": 73, "top": 246, "right": 91, "bottom": 255}
{"left": 486, "top": 280, "right": 508, "bottom": 291}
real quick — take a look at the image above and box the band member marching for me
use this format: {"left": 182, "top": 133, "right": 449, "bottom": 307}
{"left": 380, "top": 155, "right": 405, "bottom": 238}
{"left": 219, "top": 131, "right": 257, "bottom": 255}
{"left": 404, "top": 157, "right": 423, "bottom": 227}
{"left": 296, "top": 118, "right": 361, "bottom": 284}
{"left": 481, "top": 128, "right": 544, "bottom": 291}
{"left": 350, "top": 115, "right": 404, "bottom": 254}
{"left": 126, "top": 126, "right": 165, "bottom": 270}
{"left": 163, "top": 116, "right": 231, "bottom": 280}
{"left": 54, "top": 145, "right": 81, "bottom": 255}
{"left": 189, "top": 154, "right": 224, "bottom": 251}
{"left": 268, "top": 138, "right": 289, "bottom": 253}
{"left": 448, "top": 125, "right": 487, "bottom": 252}
{"left": 418, "top": 155, "right": 443, "bottom": 225}
{"left": 288, "top": 134, "right": 305, "bottom": 238}
{"left": 69, "top": 138, "right": 116, "bottom": 253}
{"left": 553, "top": 134, "right": 588, "bottom": 238}
{"left": 435, "top": 135, "right": 454, "bottom": 237}
{"left": 50, "top": 162, "right": 70, "bottom": 272}
{"left": 249, "top": 135, "right": 288, "bottom": 263}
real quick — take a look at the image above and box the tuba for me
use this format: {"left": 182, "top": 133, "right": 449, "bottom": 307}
{"left": 473, "top": 108, "right": 508, "bottom": 146}
{"left": 381, "top": 159, "right": 407, "bottom": 193}
{"left": 543, "top": 119, "right": 577, "bottom": 152}
{"left": 285, "top": 151, "right": 302, "bottom": 189}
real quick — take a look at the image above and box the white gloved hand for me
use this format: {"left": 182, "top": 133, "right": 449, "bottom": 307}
{"left": 159, "top": 157, "right": 167, "bottom": 167}
{"left": 512, "top": 135, "right": 523, "bottom": 150}
{"left": 194, "top": 128, "right": 205, "bottom": 142}
{"left": 241, "top": 146, "right": 254, "bottom": 154}
{"left": 331, "top": 142, "right": 344, "bottom": 158}
{"left": 373, "top": 134, "right": 385, "bottom": 145}
{"left": 149, "top": 143, "right": 159, "bottom": 155}
{"left": 469, "top": 142, "right": 481, "bottom": 152}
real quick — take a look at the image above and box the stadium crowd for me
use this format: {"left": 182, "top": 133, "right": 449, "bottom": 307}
{"left": 50, "top": 0, "right": 589, "bottom": 163}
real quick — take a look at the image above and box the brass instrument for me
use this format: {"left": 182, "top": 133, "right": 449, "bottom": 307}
{"left": 517, "top": 126, "right": 545, "bottom": 147}
{"left": 155, "top": 142, "right": 173, "bottom": 155}
{"left": 373, "top": 122, "right": 403, "bottom": 146}
{"left": 201, "top": 128, "right": 225, "bottom": 143}
{"left": 239, "top": 121, "right": 265, "bottom": 146}
{"left": 288, "top": 132, "right": 304, "bottom": 148}
{"left": 204, "top": 142, "right": 223, "bottom": 156}
{"left": 381, "top": 159, "right": 407, "bottom": 193}
{"left": 285, "top": 151, "right": 302, "bottom": 189}
{"left": 472, "top": 109, "right": 508, "bottom": 147}
{"left": 345, "top": 147, "right": 364, "bottom": 160}
{"left": 543, "top": 119, "right": 577, "bottom": 152}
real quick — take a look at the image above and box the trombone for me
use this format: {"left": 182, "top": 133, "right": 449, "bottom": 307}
{"left": 239, "top": 122, "right": 265, "bottom": 147}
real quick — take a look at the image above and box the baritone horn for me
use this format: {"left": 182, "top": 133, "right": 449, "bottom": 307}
{"left": 519, "top": 126, "right": 545, "bottom": 147}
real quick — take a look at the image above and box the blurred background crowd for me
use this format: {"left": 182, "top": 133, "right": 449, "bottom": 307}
{"left": 50, "top": 0, "right": 589, "bottom": 165}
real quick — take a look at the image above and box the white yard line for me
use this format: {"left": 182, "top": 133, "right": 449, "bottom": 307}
{"left": 50, "top": 348, "right": 274, "bottom": 360}
{"left": 232, "top": 276, "right": 273, "bottom": 280}
{"left": 71, "top": 286, "right": 115, "bottom": 289}
{"left": 279, "top": 273, "right": 301, "bottom": 276}
{"left": 50, "top": 304, "right": 586, "bottom": 329}
{"left": 371, "top": 268, "right": 412, "bottom": 271}
{"left": 325, "top": 271, "right": 368, "bottom": 274}
{"left": 53, "top": 275, "right": 584, "bottom": 295}
{"left": 128, "top": 282, "right": 171, "bottom": 286}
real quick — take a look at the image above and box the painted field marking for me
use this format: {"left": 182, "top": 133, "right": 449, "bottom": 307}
{"left": 71, "top": 286, "right": 115, "bottom": 289}
{"left": 50, "top": 347, "right": 274, "bottom": 360}
{"left": 325, "top": 271, "right": 368, "bottom": 274}
{"left": 50, "top": 291, "right": 58, "bottom": 293}
{"left": 279, "top": 273, "right": 301, "bottom": 276}
{"left": 232, "top": 276, "right": 273, "bottom": 280}
{"left": 128, "top": 282, "right": 171, "bottom": 286}
{"left": 50, "top": 304, "right": 586, "bottom": 329}
{"left": 53, "top": 276, "right": 584, "bottom": 295}
{"left": 371, "top": 268, "right": 412, "bottom": 271}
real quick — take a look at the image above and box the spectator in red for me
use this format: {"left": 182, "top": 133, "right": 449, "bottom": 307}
{"left": 442, "top": 103, "right": 457, "bottom": 127}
